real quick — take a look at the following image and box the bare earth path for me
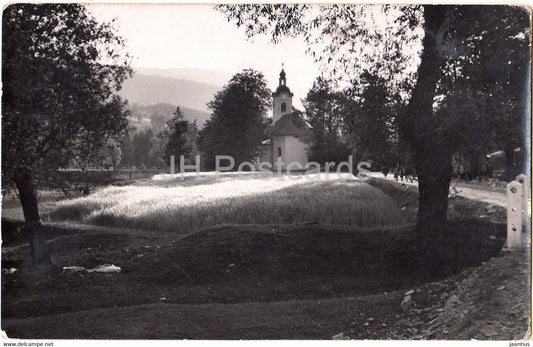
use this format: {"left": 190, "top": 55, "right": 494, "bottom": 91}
{"left": 453, "top": 184, "right": 507, "bottom": 207}
{"left": 367, "top": 172, "right": 512, "bottom": 206}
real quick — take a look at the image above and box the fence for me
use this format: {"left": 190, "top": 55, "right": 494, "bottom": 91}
{"left": 44, "top": 169, "right": 163, "bottom": 189}
{"left": 506, "top": 173, "right": 531, "bottom": 248}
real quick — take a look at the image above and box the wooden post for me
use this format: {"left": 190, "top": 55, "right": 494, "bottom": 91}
{"left": 516, "top": 174, "right": 530, "bottom": 228}
{"left": 170, "top": 155, "right": 175, "bottom": 175}
{"left": 506, "top": 180, "right": 523, "bottom": 248}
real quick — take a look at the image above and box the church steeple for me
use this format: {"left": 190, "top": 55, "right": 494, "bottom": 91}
{"left": 272, "top": 65, "right": 293, "bottom": 124}
{"left": 279, "top": 66, "right": 286, "bottom": 86}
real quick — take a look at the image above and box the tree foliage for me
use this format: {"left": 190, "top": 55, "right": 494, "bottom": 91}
{"left": 197, "top": 69, "right": 271, "bottom": 170}
{"left": 302, "top": 77, "right": 350, "bottom": 165}
{"left": 343, "top": 72, "right": 408, "bottom": 175}
{"left": 432, "top": 6, "right": 531, "bottom": 180}
{"left": 89, "top": 138, "right": 123, "bottom": 170}
{"left": 132, "top": 130, "right": 154, "bottom": 169}
{"left": 217, "top": 5, "right": 423, "bottom": 90}
{"left": 2, "top": 3, "right": 132, "bottom": 264}
{"left": 160, "top": 107, "right": 198, "bottom": 168}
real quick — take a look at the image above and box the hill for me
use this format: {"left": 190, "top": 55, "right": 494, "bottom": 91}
{"left": 127, "top": 103, "right": 210, "bottom": 132}
{"left": 119, "top": 73, "right": 220, "bottom": 112}
{"left": 134, "top": 67, "right": 232, "bottom": 87}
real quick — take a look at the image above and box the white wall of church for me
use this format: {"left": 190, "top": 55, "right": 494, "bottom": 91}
{"left": 272, "top": 135, "right": 308, "bottom": 171}
{"left": 272, "top": 136, "right": 285, "bottom": 170}
{"left": 284, "top": 136, "right": 308, "bottom": 170}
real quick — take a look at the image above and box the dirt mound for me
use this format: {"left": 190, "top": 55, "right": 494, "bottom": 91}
{"left": 129, "top": 221, "right": 505, "bottom": 294}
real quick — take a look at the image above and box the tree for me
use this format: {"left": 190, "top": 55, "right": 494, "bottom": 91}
{"left": 132, "top": 130, "right": 154, "bottom": 169}
{"left": 343, "top": 71, "right": 407, "bottom": 175}
{"left": 401, "top": 6, "right": 530, "bottom": 269}
{"left": 90, "top": 138, "right": 123, "bottom": 170}
{"left": 148, "top": 134, "right": 166, "bottom": 169}
{"left": 119, "top": 134, "right": 135, "bottom": 169}
{"left": 2, "top": 4, "right": 132, "bottom": 265}
{"left": 303, "top": 77, "right": 351, "bottom": 165}
{"left": 197, "top": 69, "right": 271, "bottom": 170}
{"left": 217, "top": 4, "right": 530, "bottom": 271}
{"left": 160, "top": 107, "right": 197, "bottom": 169}
{"left": 433, "top": 6, "right": 531, "bottom": 181}
{"left": 151, "top": 114, "right": 167, "bottom": 134}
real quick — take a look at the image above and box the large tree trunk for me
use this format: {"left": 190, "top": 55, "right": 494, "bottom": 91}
{"left": 14, "top": 171, "right": 52, "bottom": 266}
{"left": 415, "top": 149, "right": 456, "bottom": 273}
{"left": 401, "top": 6, "right": 457, "bottom": 272}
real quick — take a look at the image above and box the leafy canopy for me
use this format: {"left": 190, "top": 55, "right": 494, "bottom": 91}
{"left": 198, "top": 69, "right": 271, "bottom": 170}
{"left": 160, "top": 107, "right": 198, "bottom": 164}
{"left": 302, "top": 77, "right": 350, "bottom": 165}
{"left": 217, "top": 5, "right": 423, "bottom": 91}
{"left": 2, "top": 3, "right": 132, "bottom": 186}
{"left": 218, "top": 4, "right": 530, "bottom": 158}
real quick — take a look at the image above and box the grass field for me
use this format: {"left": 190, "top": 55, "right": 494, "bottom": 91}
{"left": 2, "top": 173, "right": 516, "bottom": 339}
{"left": 48, "top": 172, "right": 407, "bottom": 233}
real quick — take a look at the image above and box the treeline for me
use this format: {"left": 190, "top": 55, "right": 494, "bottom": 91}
{"left": 115, "top": 69, "right": 412, "bottom": 174}
{"left": 114, "top": 59, "right": 525, "bottom": 180}
{"left": 119, "top": 107, "right": 198, "bottom": 169}
{"left": 302, "top": 73, "right": 412, "bottom": 177}
{"left": 116, "top": 69, "right": 272, "bottom": 171}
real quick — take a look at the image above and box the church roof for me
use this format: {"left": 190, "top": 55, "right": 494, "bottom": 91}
{"left": 274, "top": 84, "right": 292, "bottom": 95}
{"left": 268, "top": 112, "right": 311, "bottom": 138}
{"left": 273, "top": 67, "right": 293, "bottom": 96}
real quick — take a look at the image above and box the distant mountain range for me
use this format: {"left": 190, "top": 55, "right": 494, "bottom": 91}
{"left": 119, "top": 73, "right": 221, "bottom": 113}
{"left": 118, "top": 68, "right": 237, "bottom": 131}
{"left": 134, "top": 67, "right": 232, "bottom": 87}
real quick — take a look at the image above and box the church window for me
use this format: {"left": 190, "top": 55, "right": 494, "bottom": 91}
{"left": 277, "top": 147, "right": 282, "bottom": 157}
{"left": 281, "top": 103, "right": 286, "bottom": 112}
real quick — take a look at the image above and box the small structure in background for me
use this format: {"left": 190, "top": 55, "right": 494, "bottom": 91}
{"left": 170, "top": 155, "right": 175, "bottom": 175}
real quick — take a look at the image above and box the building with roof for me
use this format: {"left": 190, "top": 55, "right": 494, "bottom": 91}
{"left": 260, "top": 68, "right": 311, "bottom": 171}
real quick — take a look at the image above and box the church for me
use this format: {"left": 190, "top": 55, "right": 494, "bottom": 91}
{"left": 260, "top": 68, "right": 311, "bottom": 171}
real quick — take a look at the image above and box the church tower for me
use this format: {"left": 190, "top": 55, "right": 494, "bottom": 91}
{"left": 260, "top": 67, "right": 310, "bottom": 171}
{"left": 272, "top": 67, "right": 293, "bottom": 124}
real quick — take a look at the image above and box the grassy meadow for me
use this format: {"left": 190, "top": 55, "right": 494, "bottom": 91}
{"left": 3, "top": 172, "right": 512, "bottom": 340}
{"left": 48, "top": 172, "right": 407, "bottom": 233}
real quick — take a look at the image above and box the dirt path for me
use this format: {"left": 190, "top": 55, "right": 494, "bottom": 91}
{"left": 2, "top": 292, "right": 406, "bottom": 339}
{"left": 367, "top": 172, "right": 516, "bottom": 207}
{"left": 452, "top": 185, "right": 506, "bottom": 207}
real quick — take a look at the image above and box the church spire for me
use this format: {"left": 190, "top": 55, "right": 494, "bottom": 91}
{"left": 279, "top": 64, "right": 286, "bottom": 86}
{"left": 272, "top": 65, "right": 293, "bottom": 123}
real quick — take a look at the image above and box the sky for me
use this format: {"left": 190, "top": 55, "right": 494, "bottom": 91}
{"left": 86, "top": 4, "right": 321, "bottom": 109}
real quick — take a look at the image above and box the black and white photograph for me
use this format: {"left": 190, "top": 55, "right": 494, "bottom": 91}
{"left": 1, "top": 2, "right": 531, "bottom": 342}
